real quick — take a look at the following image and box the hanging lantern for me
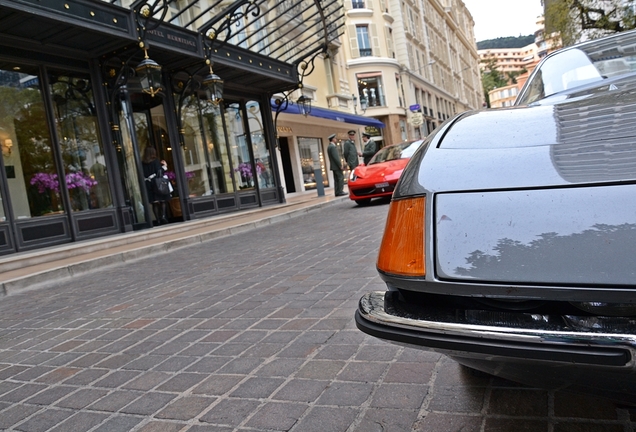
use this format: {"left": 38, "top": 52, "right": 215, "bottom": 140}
{"left": 135, "top": 49, "right": 163, "bottom": 97}
{"left": 297, "top": 95, "right": 311, "bottom": 116}
{"left": 203, "top": 64, "right": 223, "bottom": 105}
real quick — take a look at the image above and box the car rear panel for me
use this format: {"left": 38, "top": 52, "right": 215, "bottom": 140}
{"left": 435, "top": 185, "right": 636, "bottom": 286}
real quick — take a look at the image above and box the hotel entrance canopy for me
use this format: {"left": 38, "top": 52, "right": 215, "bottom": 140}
{"left": 0, "top": 0, "right": 345, "bottom": 93}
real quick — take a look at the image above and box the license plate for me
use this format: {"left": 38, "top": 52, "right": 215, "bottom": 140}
{"left": 375, "top": 182, "right": 389, "bottom": 188}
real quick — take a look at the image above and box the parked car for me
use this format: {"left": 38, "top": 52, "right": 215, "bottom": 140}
{"left": 355, "top": 29, "right": 636, "bottom": 404}
{"left": 348, "top": 139, "right": 425, "bottom": 206}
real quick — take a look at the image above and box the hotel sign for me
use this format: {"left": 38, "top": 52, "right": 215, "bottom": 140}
{"left": 146, "top": 24, "right": 201, "bottom": 55}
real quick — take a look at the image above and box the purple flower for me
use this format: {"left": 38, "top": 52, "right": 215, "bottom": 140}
{"left": 30, "top": 172, "right": 59, "bottom": 193}
{"left": 234, "top": 162, "right": 255, "bottom": 179}
{"left": 65, "top": 172, "right": 98, "bottom": 193}
{"left": 30, "top": 171, "right": 97, "bottom": 194}
{"left": 165, "top": 171, "right": 194, "bottom": 181}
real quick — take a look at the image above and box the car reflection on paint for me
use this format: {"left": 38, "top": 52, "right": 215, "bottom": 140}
{"left": 348, "top": 139, "right": 425, "bottom": 206}
{"left": 355, "top": 28, "right": 636, "bottom": 404}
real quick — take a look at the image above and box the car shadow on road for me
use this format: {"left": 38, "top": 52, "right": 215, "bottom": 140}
{"left": 349, "top": 196, "right": 392, "bottom": 208}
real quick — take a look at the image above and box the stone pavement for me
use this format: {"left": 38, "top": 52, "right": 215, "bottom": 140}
{"left": 0, "top": 191, "right": 346, "bottom": 296}
{"left": 0, "top": 198, "right": 634, "bottom": 432}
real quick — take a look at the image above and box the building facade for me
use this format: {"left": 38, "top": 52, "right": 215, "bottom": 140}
{"left": 340, "top": 0, "right": 483, "bottom": 145}
{"left": 0, "top": 0, "right": 344, "bottom": 254}
{"left": 484, "top": 17, "right": 561, "bottom": 108}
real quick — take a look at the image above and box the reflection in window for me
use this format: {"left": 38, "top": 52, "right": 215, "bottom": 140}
{"left": 298, "top": 137, "right": 327, "bottom": 190}
{"left": 246, "top": 101, "right": 274, "bottom": 189}
{"left": 180, "top": 95, "right": 214, "bottom": 197}
{"left": 117, "top": 102, "right": 147, "bottom": 225}
{"left": 225, "top": 103, "right": 254, "bottom": 190}
{"left": 202, "top": 103, "right": 235, "bottom": 194}
{"left": 49, "top": 71, "right": 112, "bottom": 212}
{"left": 0, "top": 67, "right": 63, "bottom": 218}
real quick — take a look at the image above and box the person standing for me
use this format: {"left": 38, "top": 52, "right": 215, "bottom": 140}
{"left": 362, "top": 132, "right": 379, "bottom": 165}
{"left": 343, "top": 130, "right": 361, "bottom": 170}
{"left": 327, "top": 133, "right": 346, "bottom": 196}
{"left": 142, "top": 146, "right": 171, "bottom": 225}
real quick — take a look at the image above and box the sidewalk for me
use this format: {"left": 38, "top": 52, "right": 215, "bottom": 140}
{"left": 0, "top": 191, "right": 348, "bottom": 296}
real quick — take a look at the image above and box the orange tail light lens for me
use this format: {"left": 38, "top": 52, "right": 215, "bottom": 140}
{"left": 377, "top": 196, "right": 426, "bottom": 277}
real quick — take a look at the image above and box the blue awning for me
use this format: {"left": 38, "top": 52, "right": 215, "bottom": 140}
{"left": 271, "top": 100, "right": 385, "bottom": 128}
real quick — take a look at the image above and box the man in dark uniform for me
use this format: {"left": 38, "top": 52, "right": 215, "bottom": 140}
{"left": 362, "top": 132, "right": 379, "bottom": 165}
{"left": 327, "top": 133, "right": 346, "bottom": 196}
{"left": 343, "top": 130, "right": 361, "bottom": 170}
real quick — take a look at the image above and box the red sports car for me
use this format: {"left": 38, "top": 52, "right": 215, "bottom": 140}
{"left": 348, "top": 139, "right": 425, "bottom": 206}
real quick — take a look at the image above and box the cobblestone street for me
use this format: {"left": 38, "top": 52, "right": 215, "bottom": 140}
{"left": 0, "top": 200, "right": 634, "bottom": 431}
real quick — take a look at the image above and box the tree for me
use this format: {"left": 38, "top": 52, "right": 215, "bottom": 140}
{"left": 480, "top": 57, "right": 511, "bottom": 107}
{"left": 545, "top": 0, "right": 636, "bottom": 46}
{"left": 477, "top": 35, "right": 535, "bottom": 50}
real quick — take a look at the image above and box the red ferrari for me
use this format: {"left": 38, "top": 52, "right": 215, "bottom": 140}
{"left": 348, "top": 139, "right": 426, "bottom": 206}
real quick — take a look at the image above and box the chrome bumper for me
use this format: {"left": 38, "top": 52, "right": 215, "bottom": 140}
{"left": 356, "top": 291, "right": 636, "bottom": 368}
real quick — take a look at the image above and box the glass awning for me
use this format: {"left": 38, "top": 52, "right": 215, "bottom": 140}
{"left": 0, "top": 0, "right": 344, "bottom": 93}
{"left": 125, "top": 0, "right": 345, "bottom": 66}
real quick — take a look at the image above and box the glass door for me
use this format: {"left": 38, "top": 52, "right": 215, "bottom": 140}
{"left": 224, "top": 102, "right": 253, "bottom": 191}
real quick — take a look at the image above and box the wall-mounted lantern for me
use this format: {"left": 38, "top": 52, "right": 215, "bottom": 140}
{"left": 297, "top": 95, "right": 311, "bottom": 116}
{"left": 1, "top": 138, "right": 12, "bottom": 156}
{"left": 353, "top": 94, "right": 368, "bottom": 114}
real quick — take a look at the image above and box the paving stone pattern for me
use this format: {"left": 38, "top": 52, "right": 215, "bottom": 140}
{"left": 0, "top": 200, "right": 634, "bottom": 431}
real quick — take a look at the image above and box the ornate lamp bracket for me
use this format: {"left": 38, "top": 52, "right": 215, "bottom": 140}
{"left": 273, "top": 46, "right": 328, "bottom": 148}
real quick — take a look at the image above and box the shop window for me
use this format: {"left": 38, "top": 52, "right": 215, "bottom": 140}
{"left": 180, "top": 94, "right": 216, "bottom": 197}
{"left": 246, "top": 101, "right": 275, "bottom": 189}
{"left": 0, "top": 66, "right": 64, "bottom": 218}
{"left": 356, "top": 73, "right": 386, "bottom": 107}
{"left": 117, "top": 100, "right": 147, "bottom": 225}
{"left": 298, "top": 137, "right": 327, "bottom": 190}
{"left": 49, "top": 71, "right": 112, "bottom": 212}
{"left": 356, "top": 26, "right": 372, "bottom": 57}
{"left": 201, "top": 103, "right": 235, "bottom": 194}
{"left": 225, "top": 103, "right": 254, "bottom": 190}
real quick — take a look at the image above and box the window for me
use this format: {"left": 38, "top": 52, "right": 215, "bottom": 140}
{"left": 356, "top": 26, "right": 372, "bottom": 57}
{"left": 298, "top": 137, "right": 327, "bottom": 190}
{"left": 201, "top": 103, "right": 234, "bottom": 194}
{"left": 352, "top": 0, "right": 365, "bottom": 8}
{"left": 225, "top": 103, "right": 253, "bottom": 190}
{"left": 246, "top": 101, "right": 274, "bottom": 189}
{"left": 357, "top": 73, "right": 386, "bottom": 107}
{"left": 0, "top": 66, "right": 60, "bottom": 218}
{"left": 181, "top": 95, "right": 217, "bottom": 197}
{"left": 49, "top": 71, "right": 112, "bottom": 212}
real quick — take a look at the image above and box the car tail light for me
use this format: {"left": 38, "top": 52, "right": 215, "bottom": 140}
{"left": 377, "top": 196, "right": 425, "bottom": 277}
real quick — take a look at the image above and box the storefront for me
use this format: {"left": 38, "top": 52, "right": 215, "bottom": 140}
{"left": 273, "top": 104, "right": 385, "bottom": 194}
{"left": 0, "top": 0, "right": 344, "bottom": 254}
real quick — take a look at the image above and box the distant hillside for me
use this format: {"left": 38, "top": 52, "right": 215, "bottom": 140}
{"left": 477, "top": 35, "right": 535, "bottom": 50}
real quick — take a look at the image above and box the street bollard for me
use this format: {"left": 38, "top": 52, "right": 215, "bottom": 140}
{"left": 314, "top": 169, "right": 325, "bottom": 196}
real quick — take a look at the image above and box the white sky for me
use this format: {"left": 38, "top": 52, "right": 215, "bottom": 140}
{"left": 461, "top": 0, "right": 545, "bottom": 42}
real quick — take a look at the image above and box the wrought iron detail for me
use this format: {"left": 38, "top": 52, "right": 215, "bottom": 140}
{"left": 273, "top": 46, "right": 329, "bottom": 146}
{"left": 200, "top": 0, "right": 262, "bottom": 55}
{"left": 131, "top": 0, "right": 171, "bottom": 48}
